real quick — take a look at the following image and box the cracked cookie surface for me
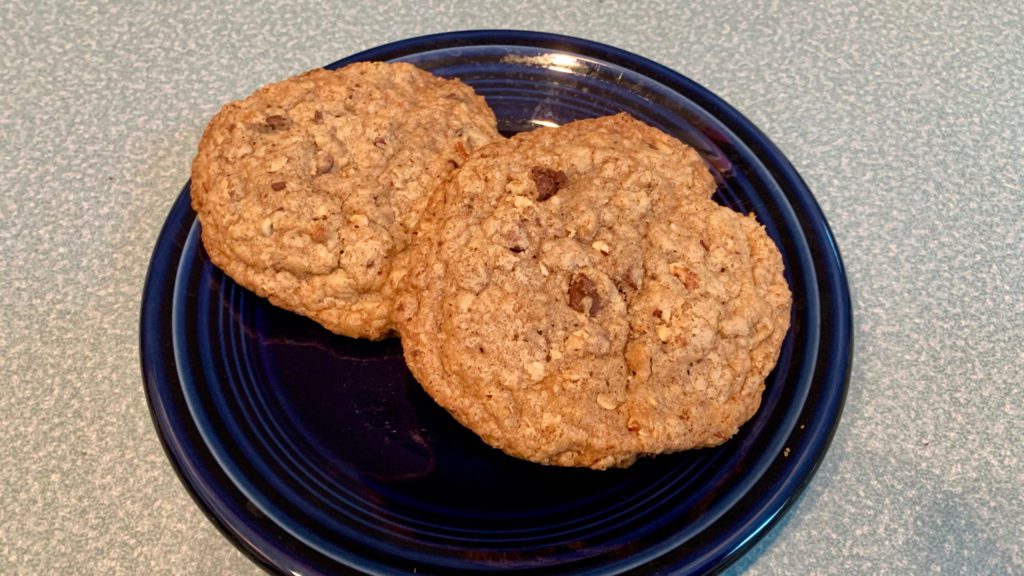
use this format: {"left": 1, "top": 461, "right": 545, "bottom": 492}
{"left": 392, "top": 114, "right": 791, "bottom": 469}
{"left": 191, "top": 62, "right": 500, "bottom": 338}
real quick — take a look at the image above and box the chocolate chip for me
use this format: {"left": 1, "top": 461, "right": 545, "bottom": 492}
{"left": 373, "top": 136, "right": 387, "bottom": 148}
{"left": 312, "top": 110, "right": 323, "bottom": 123}
{"left": 700, "top": 239, "right": 709, "bottom": 251}
{"left": 530, "top": 166, "right": 567, "bottom": 201}
{"left": 265, "top": 115, "right": 290, "bottom": 130}
{"left": 270, "top": 181, "right": 286, "bottom": 191}
{"left": 568, "top": 273, "right": 602, "bottom": 317}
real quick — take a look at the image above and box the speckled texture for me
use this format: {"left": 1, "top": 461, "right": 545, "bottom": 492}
{"left": 1, "top": 0, "right": 1020, "bottom": 574}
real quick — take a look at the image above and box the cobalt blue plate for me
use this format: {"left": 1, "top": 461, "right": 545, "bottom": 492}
{"left": 140, "top": 30, "right": 852, "bottom": 575}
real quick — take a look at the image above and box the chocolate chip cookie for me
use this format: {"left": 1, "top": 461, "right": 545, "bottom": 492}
{"left": 392, "top": 113, "right": 791, "bottom": 469}
{"left": 191, "top": 62, "right": 500, "bottom": 339}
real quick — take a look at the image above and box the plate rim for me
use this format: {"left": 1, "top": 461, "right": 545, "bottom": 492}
{"left": 140, "top": 29, "right": 852, "bottom": 576}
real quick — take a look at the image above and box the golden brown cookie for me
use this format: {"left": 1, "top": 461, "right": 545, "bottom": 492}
{"left": 392, "top": 114, "right": 791, "bottom": 469}
{"left": 191, "top": 62, "right": 500, "bottom": 339}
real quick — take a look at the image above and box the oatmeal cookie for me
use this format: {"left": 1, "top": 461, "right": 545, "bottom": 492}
{"left": 191, "top": 62, "right": 500, "bottom": 338}
{"left": 393, "top": 113, "right": 791, "bottom": 469}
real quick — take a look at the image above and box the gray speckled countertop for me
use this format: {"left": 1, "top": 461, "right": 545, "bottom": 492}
{"left": 2, "top": 1, "right": 1021, "bottom": 574}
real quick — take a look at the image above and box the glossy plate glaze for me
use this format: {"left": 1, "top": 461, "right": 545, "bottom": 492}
{"left": 141, "top": 31, "right": 852, "bottom": 575}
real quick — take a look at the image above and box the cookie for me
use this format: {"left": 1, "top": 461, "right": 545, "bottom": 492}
{"left": 190, "top": 62, "right": 500, "bottom": 339}
{"left": 392, "top": 114, "right": 791, "bottom": 469}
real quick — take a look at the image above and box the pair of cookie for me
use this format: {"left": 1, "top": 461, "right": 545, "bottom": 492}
{"left": 192, "top": 62, "right": 791, "bottom": 470}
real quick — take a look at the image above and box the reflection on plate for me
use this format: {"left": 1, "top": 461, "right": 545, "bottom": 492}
{"left": 141, "top": 30, "right": 851, "bottom": 575}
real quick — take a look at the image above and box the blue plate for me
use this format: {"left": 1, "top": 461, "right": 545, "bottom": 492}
{"left": 141, "top": 31, "right": 851, "bottom": 575}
